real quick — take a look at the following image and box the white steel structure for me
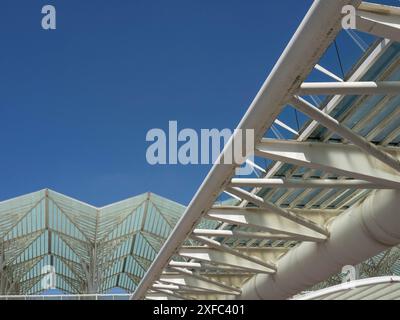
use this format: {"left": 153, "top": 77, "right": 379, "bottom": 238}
{"left": 0, "top": 190, "right": 186, "bottom": 294}
{"left": 294, "top": 276, "right": 400, "bottom": 300}
{"left": 132, "top": 1, "right": 400, "bottom": 300}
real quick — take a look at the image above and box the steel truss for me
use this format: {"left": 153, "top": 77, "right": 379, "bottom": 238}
{"left": 132, "top": 1, "right": 400, "bottom": 300}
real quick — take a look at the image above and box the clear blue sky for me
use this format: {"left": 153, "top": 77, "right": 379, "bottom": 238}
{"left": 0, "top": 0, "right": 398, "bottom": 207}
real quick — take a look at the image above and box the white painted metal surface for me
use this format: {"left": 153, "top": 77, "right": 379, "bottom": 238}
{"left": 293, "top": 276, "right": 400, "bottom": 300}
{"left": 239, "top": 189, "right": 400, "bottom": 299}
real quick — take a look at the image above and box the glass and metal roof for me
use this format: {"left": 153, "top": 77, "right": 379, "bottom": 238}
{"left": 1, "top": 1, "right": 399, "bottom": 300}
{"left": 0, "top": 189, "right": 185, "bottom": 294}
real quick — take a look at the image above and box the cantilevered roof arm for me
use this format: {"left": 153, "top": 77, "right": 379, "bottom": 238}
{"left": 131, "top": 0, "right": 364, "bottom": 300}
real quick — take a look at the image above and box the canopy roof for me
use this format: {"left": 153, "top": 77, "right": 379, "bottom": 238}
{"left": 294, "top": 276, "right": 400, "bottom": 300}
{"left": 0, "top": 189, "right": 185, "bottom": 294}
{"left": 1, "top": 1, "right": 399, "bottom": 300}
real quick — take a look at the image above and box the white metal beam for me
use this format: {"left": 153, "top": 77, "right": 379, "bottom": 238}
{"left": 356, "top": 3, "right": 400, "bottom": 42}
{"left": 168, "top": 260, "right": 259, "bottom": 273}
{"left": 274, "top": 119, "right": 299, "bottom": 136}
{"left": 293, "top": 276, "right": 400, "bottom": 300}
{"left": 291, "top": 96, "right": 400, "bottom": 172}
{"left": 225, "top": 186, "right": 329, "bottom": 237}
{"left": 168, "top": 261, "right": 238, "bottom": 272}
{"left": 230, "top": 178, "right": 391, "bottom": 189}
{"left": 207, "top": 207, "right": 330, "bottom": 242}
{"left": 178, "top": 246, "right": 276, "bottom": 274}
{"left": 170, "top": 266, "right": 242, "bottom": 294}
{"left": 256, "top": 139, "right": 400, "bottom": 189}
{"left": 130, "top": 0, "right": 363, "bottom": 299}
{"left": 297, "top": 39, "right": 392, "bottom": 142}
{"left": 314, "top": 64, "right": 343, "bottom": 82}
{"left": 159, "top": 274, "right": 240, "bottom": 295}
{"left": 149, "top": 288, "right": 187, "bottom": 300}
{"left": 298, "top": 81, "right": 400, "bottom": 95}
{"left": 238, "top": 190, "right": 400, "bottom": 300}
{"left": 193, "top": 228, "right": 313, "bottom": 241}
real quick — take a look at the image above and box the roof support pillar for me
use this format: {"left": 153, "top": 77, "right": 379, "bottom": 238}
{"left": 82, "top": 246, "right": 100, "bottom": 294}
